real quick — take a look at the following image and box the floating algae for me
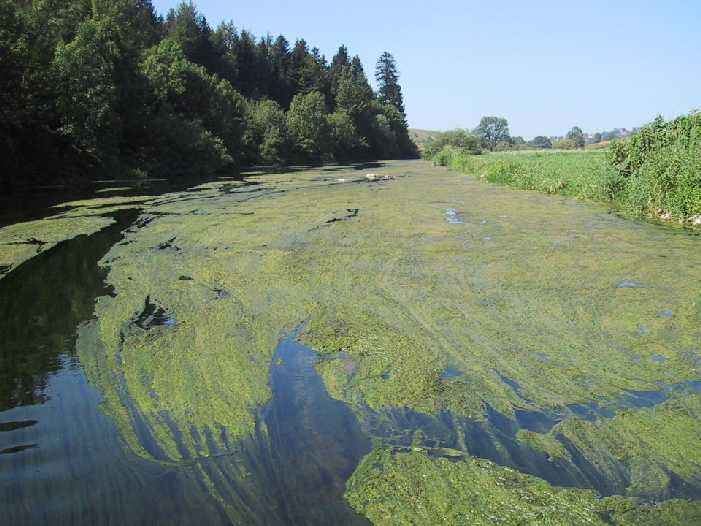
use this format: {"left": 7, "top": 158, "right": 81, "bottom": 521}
{"left": 519, "top": 394, "right": 701, "bottom": 500}
{"left": 60, "top": 161, "right": 701, "bottom": 521}
{"left": 82, "top": 161, "right": 701, "bottom": 446}
{"left": 0, "top": 214, "right": 115, "bottom": 279}
{"left": 345, "top": 448, "right": 701, "bottom": 526}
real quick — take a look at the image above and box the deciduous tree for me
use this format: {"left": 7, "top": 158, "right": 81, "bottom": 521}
{"left": 475, "top": 116, "right": 510, "bottom": 151}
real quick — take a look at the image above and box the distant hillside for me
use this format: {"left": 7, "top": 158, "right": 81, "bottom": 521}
{"left": 409, "top": 128, "right": 442, "bottom": 147}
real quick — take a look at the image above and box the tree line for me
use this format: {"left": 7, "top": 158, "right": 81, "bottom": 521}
{"left": 0, "top": 0, "right": 417, "bottom": 190}
{"left": 422, "top": 116, "right": 603, "bottom": 156}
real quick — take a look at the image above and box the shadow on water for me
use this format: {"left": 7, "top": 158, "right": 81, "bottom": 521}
{"left": 161, "top": 331, "right": 372, "bottom": 525}
{"left": 0, "top": 209, "right": 139, "bottom": 411}
{"left": 254, "top": 331, "right": 371, "bottom": 524}
{"left": 194, "top": 337, "right": 701, "bottom": 518}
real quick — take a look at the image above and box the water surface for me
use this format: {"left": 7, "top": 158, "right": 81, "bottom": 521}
{"left": 2, "top": 160, "right": 700, "bottom": 524}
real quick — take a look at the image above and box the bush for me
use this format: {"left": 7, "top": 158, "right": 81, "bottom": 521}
{"left": 432, "top": 145, "right": 456, "bottom": 166}
{"left": 327, "top": 111, "right": 366, "bottom": 161}
{"left": 423, "top": 129, "right": 481, "bottom": 158}
{"left": 142, "top": 110, "right": 232, "bottom": 177}
{"left": 243, "top": 98, "right": 290, "bottom": 165}
{"left": 553, "top": 138, "right": 577, "bottom": 150}
{"left": 607, "top": 112, "right": 701, "bottom": 221}
{"left": 530, "top": 136, "right": 552, "bottom": 149}
{"left": 287, "top": 91, "right": 329, "bottom": 162}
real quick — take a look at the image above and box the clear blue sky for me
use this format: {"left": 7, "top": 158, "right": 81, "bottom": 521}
{"left": 152, "top": 0, "right": 700, "bottom": 138}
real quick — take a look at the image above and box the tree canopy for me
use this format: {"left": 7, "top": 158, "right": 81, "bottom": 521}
{"left": 530, "top": 136, "right": 553, "bottom": 149}
{"left": 375, "top": 52, "right": 404, "bottom": 114}
{"left": 0, "top": 0, "right": 418, "bottom": 190}
{"left": 475, "top": 116, "right": 510, "bottom": 151}
{"left": 566, "top": 126, "right": 586, "bottom": 149}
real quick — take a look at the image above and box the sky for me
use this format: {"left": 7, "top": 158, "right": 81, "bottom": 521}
{"left": 152, "top": 0, "right": 701, "bottom": 138}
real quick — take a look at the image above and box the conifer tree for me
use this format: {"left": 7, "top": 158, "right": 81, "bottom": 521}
{"left": 375, "top": 51, "right": 404, "bottom": 114}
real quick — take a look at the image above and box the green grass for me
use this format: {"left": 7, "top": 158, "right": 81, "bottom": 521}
{"left": 433, "top": 113, "right": 701, "bottom": 225}
{"left": 434, "top": 148, "right": 619, "bottom": 202}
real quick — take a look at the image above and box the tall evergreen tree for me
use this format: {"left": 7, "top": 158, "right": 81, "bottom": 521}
{"left": 234, "top": 29, "right": 258, "bottom": 98}
{"left": 165, "top": 2, "right": 219, "bottom": 72}
{"left": 211, "top": 21, "right": 239, "bottom": 85}
{"left": 375, "top": 51, "right": 404, "bottom": 114}
{"left": 329, "top": 44, "right": 350, "bottom": 104}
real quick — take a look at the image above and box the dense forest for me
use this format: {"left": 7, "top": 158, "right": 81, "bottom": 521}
{"left": 0, "top": 0, "right": 418, "bottom": 190}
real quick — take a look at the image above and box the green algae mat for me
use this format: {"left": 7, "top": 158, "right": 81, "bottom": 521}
{"left": 2, "top": 160, "right": 700, "bottom": 525}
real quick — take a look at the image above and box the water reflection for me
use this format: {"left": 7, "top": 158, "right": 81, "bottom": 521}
{"left": 0, "top": 209, "right": 138, "bottom": 410}
{"left": 252, "top": 331, "right": 371, "bottom": 524}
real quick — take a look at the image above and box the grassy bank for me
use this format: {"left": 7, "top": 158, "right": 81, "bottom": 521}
{"left": 434, "top": 148, "right": 617, "bottom": 202}
{"left": 431, "top": 113, "right": 701, "bottom": 225}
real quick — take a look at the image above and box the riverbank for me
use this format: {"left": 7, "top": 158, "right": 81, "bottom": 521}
{"left": 430, "top": 114, "right": 701, "bottom": 227}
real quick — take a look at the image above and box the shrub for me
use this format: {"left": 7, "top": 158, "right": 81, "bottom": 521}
{"left": 243, "top": 98, "right": 290, "bottom": 165}
{"left": 287, "top": 91, "right": 330, "bottom": 162}
{"left": 142, "top": 110, "right": 232, "bottom": 177}
{"left": 327, "top": 111, "right": 366, "bottom": 161}
{"left": 423, "top": 130, "right": 481, "bottom": 158}
{"left": 607, "top": 112, "right": 701, "bottom": 220}
{"left": 553, "top": 138, "right": 577, "bottom": 150}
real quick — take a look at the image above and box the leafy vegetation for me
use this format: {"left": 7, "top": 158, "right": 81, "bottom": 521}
{"left": 475, "top": 116, "right": 510, "bottom": 151}
{"left": 423, "top": 117, "right": 594, "bottom": 158}
{"left": 566, "top": 126, "right": 586, "bottom": 149}
{"left": 0, "top": 0, "right": 417, "bottom": 191}
{"left": 428, "top": 112, "right": 701, "bottom": 224}
{"left": 607, "top": 112, "right": 701, "bottom": 222}
{"left": 432, "top": 149, "right": 618, "bottom": 200}
{"left": 530, "top": 135, "right": 552, "bottom": 149}
{"left": 422, "top": 129, "right": 482, "bottom": 159}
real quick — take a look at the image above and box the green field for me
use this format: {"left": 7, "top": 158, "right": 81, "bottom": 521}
{"left": 430, "top": 113, "right": 701, "bottom": 225}
{"left": 434, "top": 148, "right": 616, "bottom": 201}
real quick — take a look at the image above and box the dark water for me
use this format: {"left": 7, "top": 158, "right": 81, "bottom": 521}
{"left": 0, "top": 209, "right": 139, "bottom": 410}
{"left": 254, "top": 332, "right": 371, "bottom": 524}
